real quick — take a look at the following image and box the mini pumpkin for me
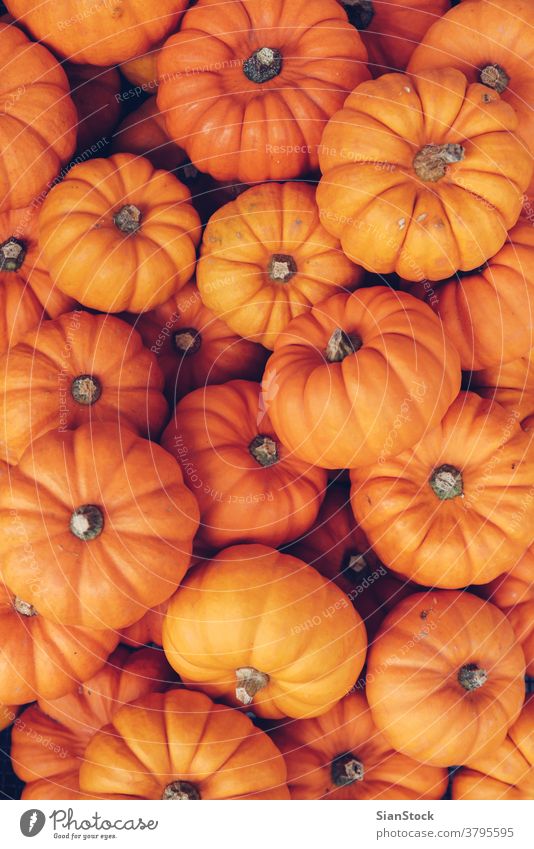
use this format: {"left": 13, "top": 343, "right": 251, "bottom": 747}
{"left": 317, "top": 67, "right": 532, "bottom": 281}
{"left": 120, "top": 42, "right": 162, "bottom": 90}
{"left": 0, "top": 422, "right": 200, "bottom": 630}
{"left": 197, "top": 182, "right": 363, "bottom": 348}
{"left": 482, "top": 550, "right": 534, "bottom": 676}
{"left": 366, "top": 590, "right": 526, "bottom": 767}
{"left": 471, "top": 346, "right": 534, "bottom": 425}
{"left": 262, "top": 287, "right": 461, "bottom": 469}
{"left": 111, "top": 97, "right": 187, "bottom": 173}
{"left": 0, "top": 703, "right": 18, "bottom": 733}
{"left": 65, "top": 63, "right": 121, "bottom": 153}
{"left": 38, "top": 153, "right": 201, "bottom": 313}
{"left": 163, "top": 544, "right": 367, "bottom": 719}
{"left": 119, "top": 601, "right": 169, "bottom": 649}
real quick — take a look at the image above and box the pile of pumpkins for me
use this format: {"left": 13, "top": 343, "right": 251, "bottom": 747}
{"left": 0, "top": 0, "right": 533, "bottom": 801}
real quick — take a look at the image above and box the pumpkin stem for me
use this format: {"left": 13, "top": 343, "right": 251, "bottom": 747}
{"left": 342, "top": 0, "right": 375, "bottom": 30}
{"left": 413, "top": 143, "right": 465, "bottom": 182}
{"left": 479, "top": 64, "right": 510, "bottom": 94}
{"left": 331, "top": 752, "right": 364, "bottom": 786}
{"left": 71, "top": 374, "right": 102, "bottom": 406}
{"left": 161, "top": 780, "right": 201, "bottom": 800}
{"left": 429, "top": 464, "right": 463, "bottom": 500}
{"left": 325, "top": 328, "right": 362, "bottom": 362}
{"left": 70, "top": 504, "right": 104, "bottom": 541}
{"left": 235, "top": 666, "right": 270, "bottom": 705}
{"left": 13, "top": 597, "right": 38, "bottom": 617}
{"left": 173, "top": 327, "right": 202, "bottom": 356}
{"left": 113, "top": 204, "right": 142, "bottom": 234}
{"left": 268, "top": 253, "right": 297, "bottom": 283}
{"left": 243, "top": 47, "right": 283, "bottom": 83}
{"left": 458, "top": 663, "right": 488, "bottom": 691}
{"left": 249, "top": 434, "right": 279, "bottom": 467}
{"left": 0, "top": 237, "right": 26, "bottom": 272}
{"left": 346, "top": 552, "right": 370, "bottom": 576}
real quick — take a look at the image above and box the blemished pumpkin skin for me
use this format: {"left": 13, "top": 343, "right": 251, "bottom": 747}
{"left": 11, "top": 646, "right": 176, "bottom": 801}
{"left": 273, "top": 690, "right": 448, "bottom": 799}
{"left": 157, "top": 0, "right": 370, "bottom": 183}
{"left": 350, "top": 392, "right": 534, "bottom": 588}
{"left": 129, "top": 281, "right": 269, "bottom": 404}
{"left": 317, "top": 68, "right": 532, "bottom": 282}
{"left": 111, "top": 98, "right": 187, "bottom": 173}
{"left": 38, "top": 153, "right": 201, "bottom": 314}
{"left": 161, "top": 380, "right": 327, "bottom": 549}
{"left": 262, "top": 286, "right": 461, "bottom": 469}
{"left": 0, "top": 23, "right": 77, "bottom": 213}
{"left": 65, "top": 63, "right": 121, "bottom": 153}
{"left": 0, "top": 581, "right": 118, "bottom": 705}
{"left": 408, "top": 0, "right": 534, "bottom": 194}
{"left": 366, "top": 590, "right": 526, "bottom": 767}
{"left": 79, "top": 688, "right": 290, "bottom": 800}
{"left": 163, "top": 544, "right": 367, "bottom": 720}
{"left": 452, "top": 696, "right": 534, "bottom": 800}
{"left": 471, "top": 345, "right": 534, "bottom": 425}
{"left": 0, "top": 422, "right": 200, "bottom": 630}
{"left": 0, "top": 311, "right": 169, "bottom": 466}
{"left": 5, "top": 1, "right": 188, "bottom": 66}
{"left": 482, "top": 550, "right": 534, "bottom": 676}
{"left": 197, "top": 182, "right": 363, "bottom": 349}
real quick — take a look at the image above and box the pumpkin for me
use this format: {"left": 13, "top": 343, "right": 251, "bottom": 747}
{"left": 0, "top": 422, "right": 200, "bottom": 630}
{"left": 0, "top": 311, "right": 169, "bottom": 465}
{"left": 471, "top": 346, "right": 534, "bottom": 424}
{"left": 79, "top": 688, "right": 289, "bottom": 799}
{"left": 0, "top": 703, "right": 18, "bottom": 732}
{"left": 273, "top": 690, "right": 448, "bottom": 799}
{"left": 5, "top": 1, "right": 188, "bottom": 66}
{"left": 0, "top": 580, "right": 118, "bottom": 705}
{"left": 157, "top": 0, "right": 370, "bottom": 183}
{"left": 261, "top": 286, "right": 461, "bottom": 469}
{"left": 120, "top": 41, "right": 163, "bottom": 89}
{"left": 11, "top": 646, "right": 176, "bottom": 800}
{"left": 129, "top": 282, "right": 268, "bottom": 404}
{"left": 119, "top": 601, "right": 169, "bottom": 649}
{"left": 111, "top": 97, "right": 187, "bottom": 172}
{"left": 161, "top": 380, "right": 327, "bottom": 549}
{"left": 38, "top": 152, "right": 201, "bottom": 313}
{"left": 197, "top": 182, "right": 363, "bottom": 349}
{"left": 317, "top": 67, "right": 532, "bottom": 281}
{"left": 66, "top": 63, "right": 121, "bottom": 153}
{"left": 452, "top": 696, "right": 534, "bottom": 800}
{"left": 341, "top": 1, "right": 449, "bottom": 74}
{"left": 366, "top": 590, "right": 526, "bottom": 767}
{"left": 351, "top": 392, "right": 534, "bottom": 588}
{"left": 482, "top": 550, "right": 534, "bottom": 676}
{"left": 0, "top": 22, "right": 77, "bottom": 212}
{"left": 163, "top": 544, "right": 367, "bottom": 719}
{"left": 408, "top": 0, "right": 534, "bottom": 194}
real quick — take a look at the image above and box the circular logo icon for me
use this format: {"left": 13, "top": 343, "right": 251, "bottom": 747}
{"left": 20, "top": 810, "right": 46, "bottom": 837}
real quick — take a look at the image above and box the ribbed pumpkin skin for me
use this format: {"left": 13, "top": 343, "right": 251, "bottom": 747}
{"left": 66, "top": 63, "right": 121, "bottom": 152}
{"left": 471, "top": 344, "right": 534, "bottom": 424}
{"left": 317, "top": 68, "right": 532, "bottom": 281}
{"left": 120, "top": 43, "right": 162, "bottom": 89}
{"left": 262, "top": 287, "right": 461, "bottom": 469}
{"left": 452, "top": 696, "right": 534, "bottom": 800}
{"left": 482, "top": 551, "right": 534, "bottom": 676}
{"left": 12, "top": 647, "right": 176, "bottom": 800}
{"left": 0, "top": 23, "right": 77, "bottom": 212}
{"left": 161, "top": 380, "right": 327, "bottom": 550}
{"left": 163, "top": 544, "right": 367, "bottom": 720}
{"left": 111, "top": 97, "right": 187, "bottom": 173}
{"left": 197, "top": 182, "right": 363, "bottom": 349}
{"left": 79, "top": 689, "right": 290, "bottom": 800}
{"left": 119, "top": 601, "right": 169, "bottom": 649}
{"left": 39, "top": 153, "right": 201, "bottom": 313}
{"left": 366, "top": 591, "right": 526, "bottom": 767}
{"left": 351, "top": 393, "right": 534, "bottom": 588}
{"left": 273, "top": 690, "right": 448, "bottom": 799}
{"left": 0, "top": 311, "right": 168, "bottom": 465}
{"left": 157, "top": 0, "right": 370, "bottom": 183}
{"left": 0, "top": 704, "right": 18, "bottom": 732}
{"left": 0, "top": 423, "right": 200, "bottom": 630}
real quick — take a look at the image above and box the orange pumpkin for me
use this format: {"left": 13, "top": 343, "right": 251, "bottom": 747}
{"left": 0, "top": 703, "right": 18, "bottom": 732}
{"left": 351, "top": 392, "right": 534, "bottom": 588}
{"left": 317, "top": 68, "right": 532, "bottom": 281}
{"left": 120, "top": 41, "right": 163, "bottom": 89}
{"left": 65, "top": 63, "right": 121, "bottom": 153}
{"left": 119, "top": 601, "right": 169, "bottom": 649}
{"left": 162, "top": 380, "right": 326, "bottom": 549}
{"left": 273, "top": 690, "right": 448, "bottom": 799}
{"left": 471, "top": 346, "right": 534, "bottom": 424}
{"left": 482, "top": 550, "right": 534, "bottom": 676}
{"left": 39, "top": 153, "right": 201, "bottom": 313}
{"left": 452, "top": 696, "right": 534, "bottom": 800}
{"left": 0, "top": 311, "right": 168, "bottom": 465}
{"left": 0, "top": 22, "right": 77, "bottom": 212}
{"left": 129, "top": 281, "right": 268, "bottom": 403}
{"left": 11, "top": 646, "right": 176, "bottom": 800}
{"left": 0, "top": 422, "right": 200, "bottom": 630}
{"left": 79, "top": 689, "right": 289, "bottom": 799}
{"left": 157, "top": 0, "right": 370, "bottom": 182}
{"left": 262, "top": 287, "right": 461, "bottom": 469}
{"left": 111, "top": 97, "right": 187, "bottom": 173}
{"left": 366, "top": 590, "right": 526, "bottom": 766}
{"left": 163, "top": 544, "right": 367, "bottom": 719}
{"left": 197, "top": 182, "right": 363, "bottom": 348}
